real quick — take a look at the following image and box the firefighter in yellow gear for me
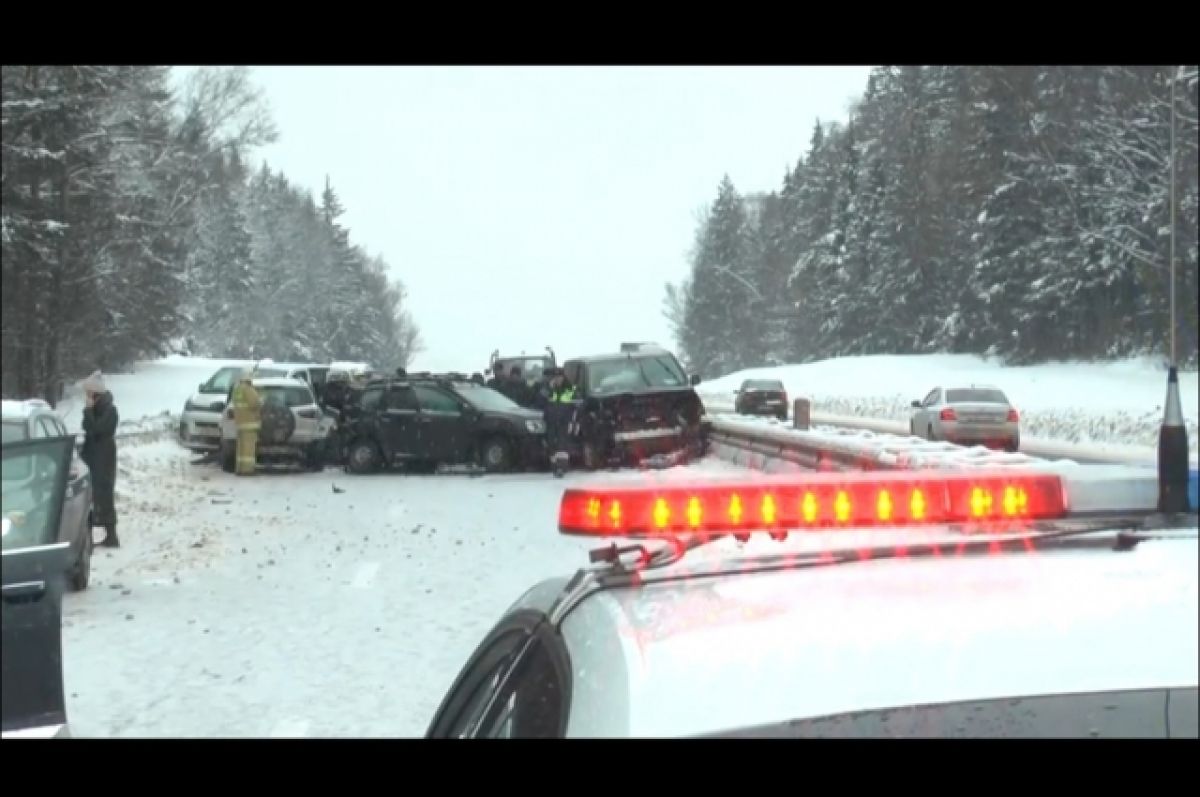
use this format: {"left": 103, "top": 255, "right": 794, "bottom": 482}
{"left": 232, "top": 374, "right": 263, "bottom": 476}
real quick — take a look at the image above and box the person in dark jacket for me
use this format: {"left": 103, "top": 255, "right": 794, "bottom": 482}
{"left": 497, "top": 365, "right": 531, "bottom": 407}
{"left": 538, "top": 368, "right": 579, "bottom": 464}
{"left": 80, "top": 371, "right": 119, "bottom": 548}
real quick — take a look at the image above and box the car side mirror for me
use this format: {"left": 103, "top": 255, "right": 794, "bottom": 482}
{"left": 911, "top": 400, "right": 921, "bottom": 408}
{"left": 690, "top": 374, "right": 701, "bottom": 386}
{"left": 199, "top": 383, "right": 206, "bottom": 392}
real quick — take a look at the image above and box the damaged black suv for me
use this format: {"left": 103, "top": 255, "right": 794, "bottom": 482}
{"left": 338, "top": 373, "right": 548, "bottom": 474}
{"left": 560, "top": 348, "right": 709, "bottom": 469}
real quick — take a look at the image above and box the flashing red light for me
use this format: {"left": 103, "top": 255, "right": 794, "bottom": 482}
{"left": 939, "top": 408, "right": 957, "bottom": 421}
{"left": 557, "top": 471, "right": 1067, "bottom": 537}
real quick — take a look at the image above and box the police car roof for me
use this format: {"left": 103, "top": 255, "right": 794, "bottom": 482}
{"left": 557, "top": 529, "right": 1198, "bottom": 737}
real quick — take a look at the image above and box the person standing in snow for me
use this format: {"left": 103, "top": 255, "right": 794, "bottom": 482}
{"left": 80, "top": 371, "right": 120, "bottom": 548}
{"left": 231, "top": 372, "right": 262, "bottom": 476}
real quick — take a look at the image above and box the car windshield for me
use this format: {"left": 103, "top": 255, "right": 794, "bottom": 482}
{"left": 2, "top": 421, "right": 28, "bottom": 444}
{"left": 946, "top": 389, "right": 1008, "bottom": 404}
{"left": 202, "top": 367, "right": 242, "bottom": 393}
{"left": 455, "top": 384, "right": 522, "bottom": 412}
{"left": 259, "top": 385, "right": 315, "bottom": 408}
{"left": 743, "top": 380, "right": 784, "bottom": 391}
{"left": 589, "top": 356, "right": 687, "bottom": 394}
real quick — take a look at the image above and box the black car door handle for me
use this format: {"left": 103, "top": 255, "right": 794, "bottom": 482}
{"left": 3, "top": 580, "right": 48, "bottom": 603}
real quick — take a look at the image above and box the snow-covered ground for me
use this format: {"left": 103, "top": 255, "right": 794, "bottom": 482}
{"left": 700, "top": 354, "right": 1199, "bottom": 454}
{"left": 60, "top": 425, "right": 749, "bottom": 737}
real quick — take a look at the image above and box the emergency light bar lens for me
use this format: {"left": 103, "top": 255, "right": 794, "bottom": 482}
{"left": 557, "top": 471, "right": 1067, "bottom": 537}
{"left": 877, "top": 490, "right": 894, "bottom": 522}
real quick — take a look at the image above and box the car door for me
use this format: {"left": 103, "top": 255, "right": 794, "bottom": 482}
{"left": 2, "top": 436, "right": 74, "bottom": 737}
{"left": 378, "top": 385, "right": 420, "bottom": 463}
{"left": 412, "top": 385, "right": 471, "bottom": 464}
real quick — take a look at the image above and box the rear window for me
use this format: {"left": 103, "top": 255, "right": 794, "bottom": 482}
{"left": 743, "top": 380, "right": 784, "bottom": 391}
{"left": 946, "top": 389, "right": 1008, "bottom": 404}
{"left": 2, "top": 421, "right": 28, "bottom": 444}
{"left": 259, "top": 385, "right": 315, "bottom": 408}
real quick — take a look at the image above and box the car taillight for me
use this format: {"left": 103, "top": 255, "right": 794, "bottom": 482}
{"left": 558, "top": 471, "right": 1067, "bottom": 536}
{"left": 1007, "top": 408, "right": 1019, "bottom": 422}
{"left": 939, "top": 408, "right": 957, "bottom": 421}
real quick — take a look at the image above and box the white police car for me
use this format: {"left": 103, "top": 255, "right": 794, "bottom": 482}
{"left": 426, "top": 468, "right": 1198, "bottom": 738}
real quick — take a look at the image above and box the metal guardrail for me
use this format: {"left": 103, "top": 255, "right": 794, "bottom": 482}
{"left": 706, "top": 415, "right": 1049, "bottom": 474}
{"left": 701, "top": 394, "right": 1171, "bottom": 468}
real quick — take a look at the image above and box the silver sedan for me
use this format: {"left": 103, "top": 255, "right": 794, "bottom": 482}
{"left": 909, "top": 386, "right": 1020, "bottom": 452}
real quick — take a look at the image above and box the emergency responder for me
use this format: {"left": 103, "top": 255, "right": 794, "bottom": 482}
{"left": 539, "top": 368, "right": 578, "bottom": 474}
{"left": 81, "top": 371, "right": 120, "bottom": 547}
{"left": 231, "top": 372, "right": 263, "bottom": 476}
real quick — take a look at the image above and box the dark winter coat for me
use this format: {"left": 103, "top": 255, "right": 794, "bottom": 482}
{"left": 81, "top": 391, "right": 118, "bottom": 526}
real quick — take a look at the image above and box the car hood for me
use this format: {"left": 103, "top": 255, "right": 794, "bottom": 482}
{"left": 188, "top": 392, "right": 228, "bottom": 410}
{"left": 481, "top": 407, "right": 544, "bottom": 424}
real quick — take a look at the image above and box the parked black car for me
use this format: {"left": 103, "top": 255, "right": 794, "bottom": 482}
{"left": 559, "top": 348, "right": 709, "bottom": 469}
{"left": 338, "top": 374, "right": 548, "bottom": 474}
{"left": 734, "top": 378, "right": 789, "bottom": 420}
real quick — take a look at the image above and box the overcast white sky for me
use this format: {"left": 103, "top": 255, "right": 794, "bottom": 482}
{"left": 195, "top": 66, "right": 872, "bottom": 374}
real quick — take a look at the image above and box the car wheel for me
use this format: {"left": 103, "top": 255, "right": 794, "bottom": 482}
{"left": 928, "top": 424, "right": 935, "bottom": 442}
{"left": 1006, "top": 435, "right": 1020, "bottom": 453}
{"left": 221, "top": 441, "right": 236, "bottom": 473}
{"left": 346, "top": 440, "right": 380, "bottom": 475}
{"left": 70, "top": 512, "right": 93, "bottom": 591}
{"left": 479, "top": 437, "right": 512, "bottom": 473}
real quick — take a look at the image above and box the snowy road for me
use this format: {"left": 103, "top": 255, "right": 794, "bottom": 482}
{"left": 60, "top": 436, "right": 748, "bottom": 737}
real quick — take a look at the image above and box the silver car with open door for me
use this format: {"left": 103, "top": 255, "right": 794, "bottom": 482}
{"left": 2, "top": 434, "right": 75, "bottom": 738}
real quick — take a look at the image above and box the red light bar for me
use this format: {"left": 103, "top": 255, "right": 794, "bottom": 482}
{"left": 558, "top": 471, "right": 1067, "bottom": 536}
